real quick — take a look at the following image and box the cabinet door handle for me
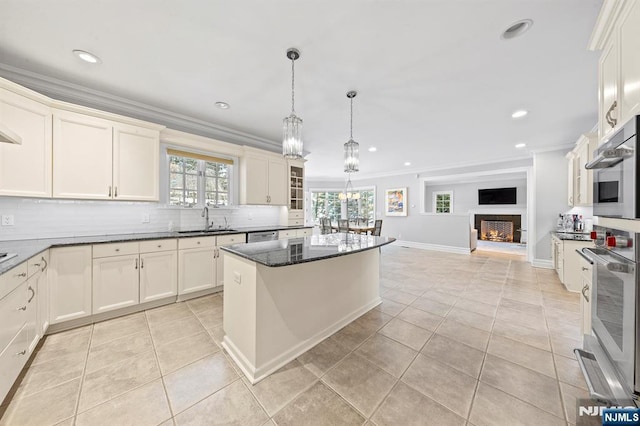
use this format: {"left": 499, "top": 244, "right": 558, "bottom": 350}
{"left": 16, "top": 272, "right": 26, "bottom": 278}
{"left": 605, "top": 101, "right": 618, "bottom": 128}
{"left": 16, "top": 350, "right": 26, "bottom": 356}
{"left": 581, "top": 284, "right": 590, "bottom": 302}
{"left": 569, "top": 196, "right": 573, "bottom": 204}
{"left": 140, "top": 258, "right": 144, "bottom": 269}
{"left": 582, "top": 267, "right": 589, "bottom": 271}
{"left": 41, "top": 257, "right": 48, "bottom": 272}
{"left": 17, "top": 305, "right": 26, "bottom": 311}
{"left": 135, "top": 258, "right": 138, "bottom": 270}
{"left": 108, "top": 186, "right": 112, "bottom": 197}
{"left": 27, "top": 286, "right": 35, "bottom": 303}
{"left": 114, "top": 186, "right": 118, "bottom": 197}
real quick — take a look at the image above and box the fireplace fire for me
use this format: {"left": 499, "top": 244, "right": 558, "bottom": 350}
{"left": 480, "top": 220, "right": 514, "bottom": 242}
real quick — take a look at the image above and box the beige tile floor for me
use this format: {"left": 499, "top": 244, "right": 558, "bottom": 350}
{"left": 0, "top": 246, "right": 587, "bottom": 425}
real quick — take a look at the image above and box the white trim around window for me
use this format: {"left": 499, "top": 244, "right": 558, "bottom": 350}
{"left": 433, "top": 190, "right": 453, "bottom": 214}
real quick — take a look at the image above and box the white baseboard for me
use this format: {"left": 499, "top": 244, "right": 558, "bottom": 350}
{"left": 393, "top": 240, "right": 471, "bottom": 255}
{"left": 532, "top": 259, "right": 554, "bottom": 269}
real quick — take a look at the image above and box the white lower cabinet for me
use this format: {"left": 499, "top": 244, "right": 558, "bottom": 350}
{"left": 0, "top": 263, "right": 38, "bottom": 403}
{"left": 178, "top": 245, "right": 216, "bottom": 295}
{"left": 49, "top": 246, "right": 92, "bottom": 324}
{"left": 215, "top": 234, "right": 246, "bottom": 288}
{"left": 140, "top": 250, "right": 178, "bottom": 302}
{"left": 93, "top": 240, "right": 178, "bottom": 312}
{"left": 92, "top": 254, "right": 140, "bottom": 314}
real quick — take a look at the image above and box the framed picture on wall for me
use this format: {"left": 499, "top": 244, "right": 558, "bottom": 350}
{"left": 385, "top": 188, "right": 407, "bottom": 216}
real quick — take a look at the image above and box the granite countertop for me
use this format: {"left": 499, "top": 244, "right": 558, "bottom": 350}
{"left": 0, "top": 224, "right": 313, "bottom": 275}
{"left": 220, "top": 233, "right": 396, "bottom": 267}
{"left": 552, "top": 231, "right": 593, "bottom": 242}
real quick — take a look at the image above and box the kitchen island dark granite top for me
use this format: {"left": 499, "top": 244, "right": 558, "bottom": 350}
{"left": 220, "top": 233, "right": 396, "bottom": 267}
{"left": 0, "top": 225, "right": 313, "bottom": 275}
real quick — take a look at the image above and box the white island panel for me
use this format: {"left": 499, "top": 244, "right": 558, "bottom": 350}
{"left": 222, "top": 248, "right": 381, "bottom": 384}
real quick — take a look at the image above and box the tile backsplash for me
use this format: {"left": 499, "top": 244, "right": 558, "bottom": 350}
{"left": 0, "top": 197, "right": 286, "bottom": 241}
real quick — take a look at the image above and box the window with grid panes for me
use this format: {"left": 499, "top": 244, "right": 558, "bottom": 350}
{"left": 169, "top": 154, "right": 231, "bottom": 207}
{"left": 433, "top": 191, "right": 453, "bottom": 213}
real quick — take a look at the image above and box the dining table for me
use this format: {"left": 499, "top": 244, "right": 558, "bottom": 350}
{"left": 331, "top": 223, "right": 375, "bottom": 234}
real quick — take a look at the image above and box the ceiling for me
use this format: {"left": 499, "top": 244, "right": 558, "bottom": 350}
{"left": 0, "top": 0, "right": 602, "bottom": 179}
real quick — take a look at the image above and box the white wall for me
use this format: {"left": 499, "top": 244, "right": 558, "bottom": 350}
{"left": 532, "top": 149, "right": 571, "bottom": 264}
{"left": 0, "top": 197, "right": 283, "bottom": 241}
{"left": 423, "top": 178, "right": 527, "bottom": 227}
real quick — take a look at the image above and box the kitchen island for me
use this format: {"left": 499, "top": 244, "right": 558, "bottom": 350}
{"left": 220, "top": 233, "right": 395, "bottom": 383}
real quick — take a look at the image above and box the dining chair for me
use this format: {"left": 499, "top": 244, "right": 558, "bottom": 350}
{"left": 338, "top": 219, "right": 350, "bottom": 233}
{"left": 320, "top": 218, "right": 332, "bottom": 234}
{"left": 372, "top": 219, "right": 383, "bottom": 236}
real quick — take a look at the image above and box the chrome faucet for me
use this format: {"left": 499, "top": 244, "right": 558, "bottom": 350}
{"left": 202, "top": 206, "right": 211, "bottom": 231}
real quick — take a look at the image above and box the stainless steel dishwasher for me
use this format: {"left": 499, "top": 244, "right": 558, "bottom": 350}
{"left": 247, "top": 230, "right": 279, "bottom": 243}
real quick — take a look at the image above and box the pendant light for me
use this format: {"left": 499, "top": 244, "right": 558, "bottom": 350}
{"left": 339, "top": 173, "right": 361, "bottom": 201}
{"left": 344, "top": 91, "right": 359, "bottom": 172}
{"left": 282, "top": 48, "right": 303, "bottom": 159}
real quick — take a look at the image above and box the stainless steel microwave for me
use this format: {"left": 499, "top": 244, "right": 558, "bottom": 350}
{"left": 587, "top": 115, "right": 639, "bottom": 219}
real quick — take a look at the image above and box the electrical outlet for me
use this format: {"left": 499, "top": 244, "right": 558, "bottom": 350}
{"left": 141, "top": 213, "right": 150, "bottom": 223}
{"left": 1, "top": 215, "right": 14, "bottom": 226}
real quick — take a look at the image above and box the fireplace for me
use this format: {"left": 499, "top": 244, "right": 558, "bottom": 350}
{"left": 474, "top": 214, "right": 521, "bottom": 243}
{"left": 480, "top": 220, "right": 514, "bottom": 242}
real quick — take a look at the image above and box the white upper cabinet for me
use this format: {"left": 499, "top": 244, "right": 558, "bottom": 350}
{"left": 52, "top": 109, "right": 160, "bottom": 200}
{"left": 0, "top": 88, "right": 52, "bottom": 197}
{"left": 567, "top": 133, "right": 597, "bottom": 207}
{"left": 618, "top": 1, "right": 640, "bottom": 121}
{"left": 113, "top": 124, "right": 159, "bottom": 201}
{"left": 53, "top": 110, "right": 113, "bottom": 199}
{"left": 599, "top": 39, "right": 618, "bottom": 141}
{"left": 240, "top": 149, "right": 288, "bottom": 205}
{"left": 591, "top": 0, "right": 640, "bottom": 142}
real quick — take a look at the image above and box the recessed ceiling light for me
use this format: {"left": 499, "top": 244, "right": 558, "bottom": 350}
{"left": 501, "top": 19, "right": 533, "bottom": 40}
{"left": 215, "top": 102, "right": 230, "bottom": 110}
{"left": 72, "top": 49, "right": 101, "bottom": 64}
{"left": 515, "top": 143, "right": 527, "bottom": 148}
{"left": 511, "top": 109, "right": 528, "bottom": 119}
{"left": 404, "top": 162, "right": 411, "bottom": 166}
{"left": 368, "top": 147, "right": 377, "bottom": 152}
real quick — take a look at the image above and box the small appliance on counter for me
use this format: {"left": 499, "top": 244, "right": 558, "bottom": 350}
{"left": 556, "top": 213, "right": 588, "bottom": 232}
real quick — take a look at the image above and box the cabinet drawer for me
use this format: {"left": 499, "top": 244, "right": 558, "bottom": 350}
{"left": 296, "top": 228, "right": 313, "bottom": 237}
{"left": 0, "top": 282, "right": 27, "bottom": 354}
{"left": 289, "top": 211, "right": 303, "bottom": 219}
{"left": 0, "top": 324, "right": 30, "bottom": 403}
{"left": 279, "top": 230, "right": 297, "bottom": 239}
{"left": 581, "top": 261, "right": 593, "bottom": 283}
{"left": 216, "top": 234, "right": 246, "bottom": 247}
{"left": 27, "top": 252, "right": 47, "bottom": 277}
{"left": 93, "top": 242, "right": 139, "bottom": 258}
{"left": 288, "top": 219, "right": 303, "bottom": 227}
{"left": 139, "top": 239, "right": 177, "bottom": 253}
{"left": 179, "top": 236, "right": 216, "bottom": 250}
{"left": 0, "top": 262, "right": 28, "bottom": 300}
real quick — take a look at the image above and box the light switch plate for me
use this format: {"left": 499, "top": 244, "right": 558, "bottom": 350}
{"left": 234, "top": 272, "right": 241, "bottom": 284}
{"left": 1, "top": 215, "right": 14, "bottom": 226}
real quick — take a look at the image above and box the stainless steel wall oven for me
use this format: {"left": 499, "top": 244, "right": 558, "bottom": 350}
{"left": 587, "top": 115, "right": 639, "bottom": 219}
{"left": 578, "top": 225, "right": 639, "bottom": 404}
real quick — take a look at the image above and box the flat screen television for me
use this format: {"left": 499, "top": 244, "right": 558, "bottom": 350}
{"left": 478, "top": 187, "right": 517, "bottom": 205}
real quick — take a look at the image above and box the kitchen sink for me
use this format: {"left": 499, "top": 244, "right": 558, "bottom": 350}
{"left": 177, "top": 229, "right": 238, "bottom": 234}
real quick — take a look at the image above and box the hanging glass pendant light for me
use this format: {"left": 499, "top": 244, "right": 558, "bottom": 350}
{"left": 344, "top": 91, "right": 359, "bottom": 173}
{"left": 282, "top": 48, "right": 303, "bottom": 159}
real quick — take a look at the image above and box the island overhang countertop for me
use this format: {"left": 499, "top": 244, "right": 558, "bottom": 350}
{"left": 219, "top": 233, "right": 396, "bottom": 267}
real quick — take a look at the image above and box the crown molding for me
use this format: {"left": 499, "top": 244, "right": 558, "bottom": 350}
{"left": 588, "top": 0, "right": 626, "bottom": 51}
{"left": 0, "top": 63, "right": 282, "bottom": 153}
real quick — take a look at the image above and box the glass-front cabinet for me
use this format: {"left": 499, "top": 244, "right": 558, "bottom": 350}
{"left": 288, "top": 160, "right": 305, "bottom": 226}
